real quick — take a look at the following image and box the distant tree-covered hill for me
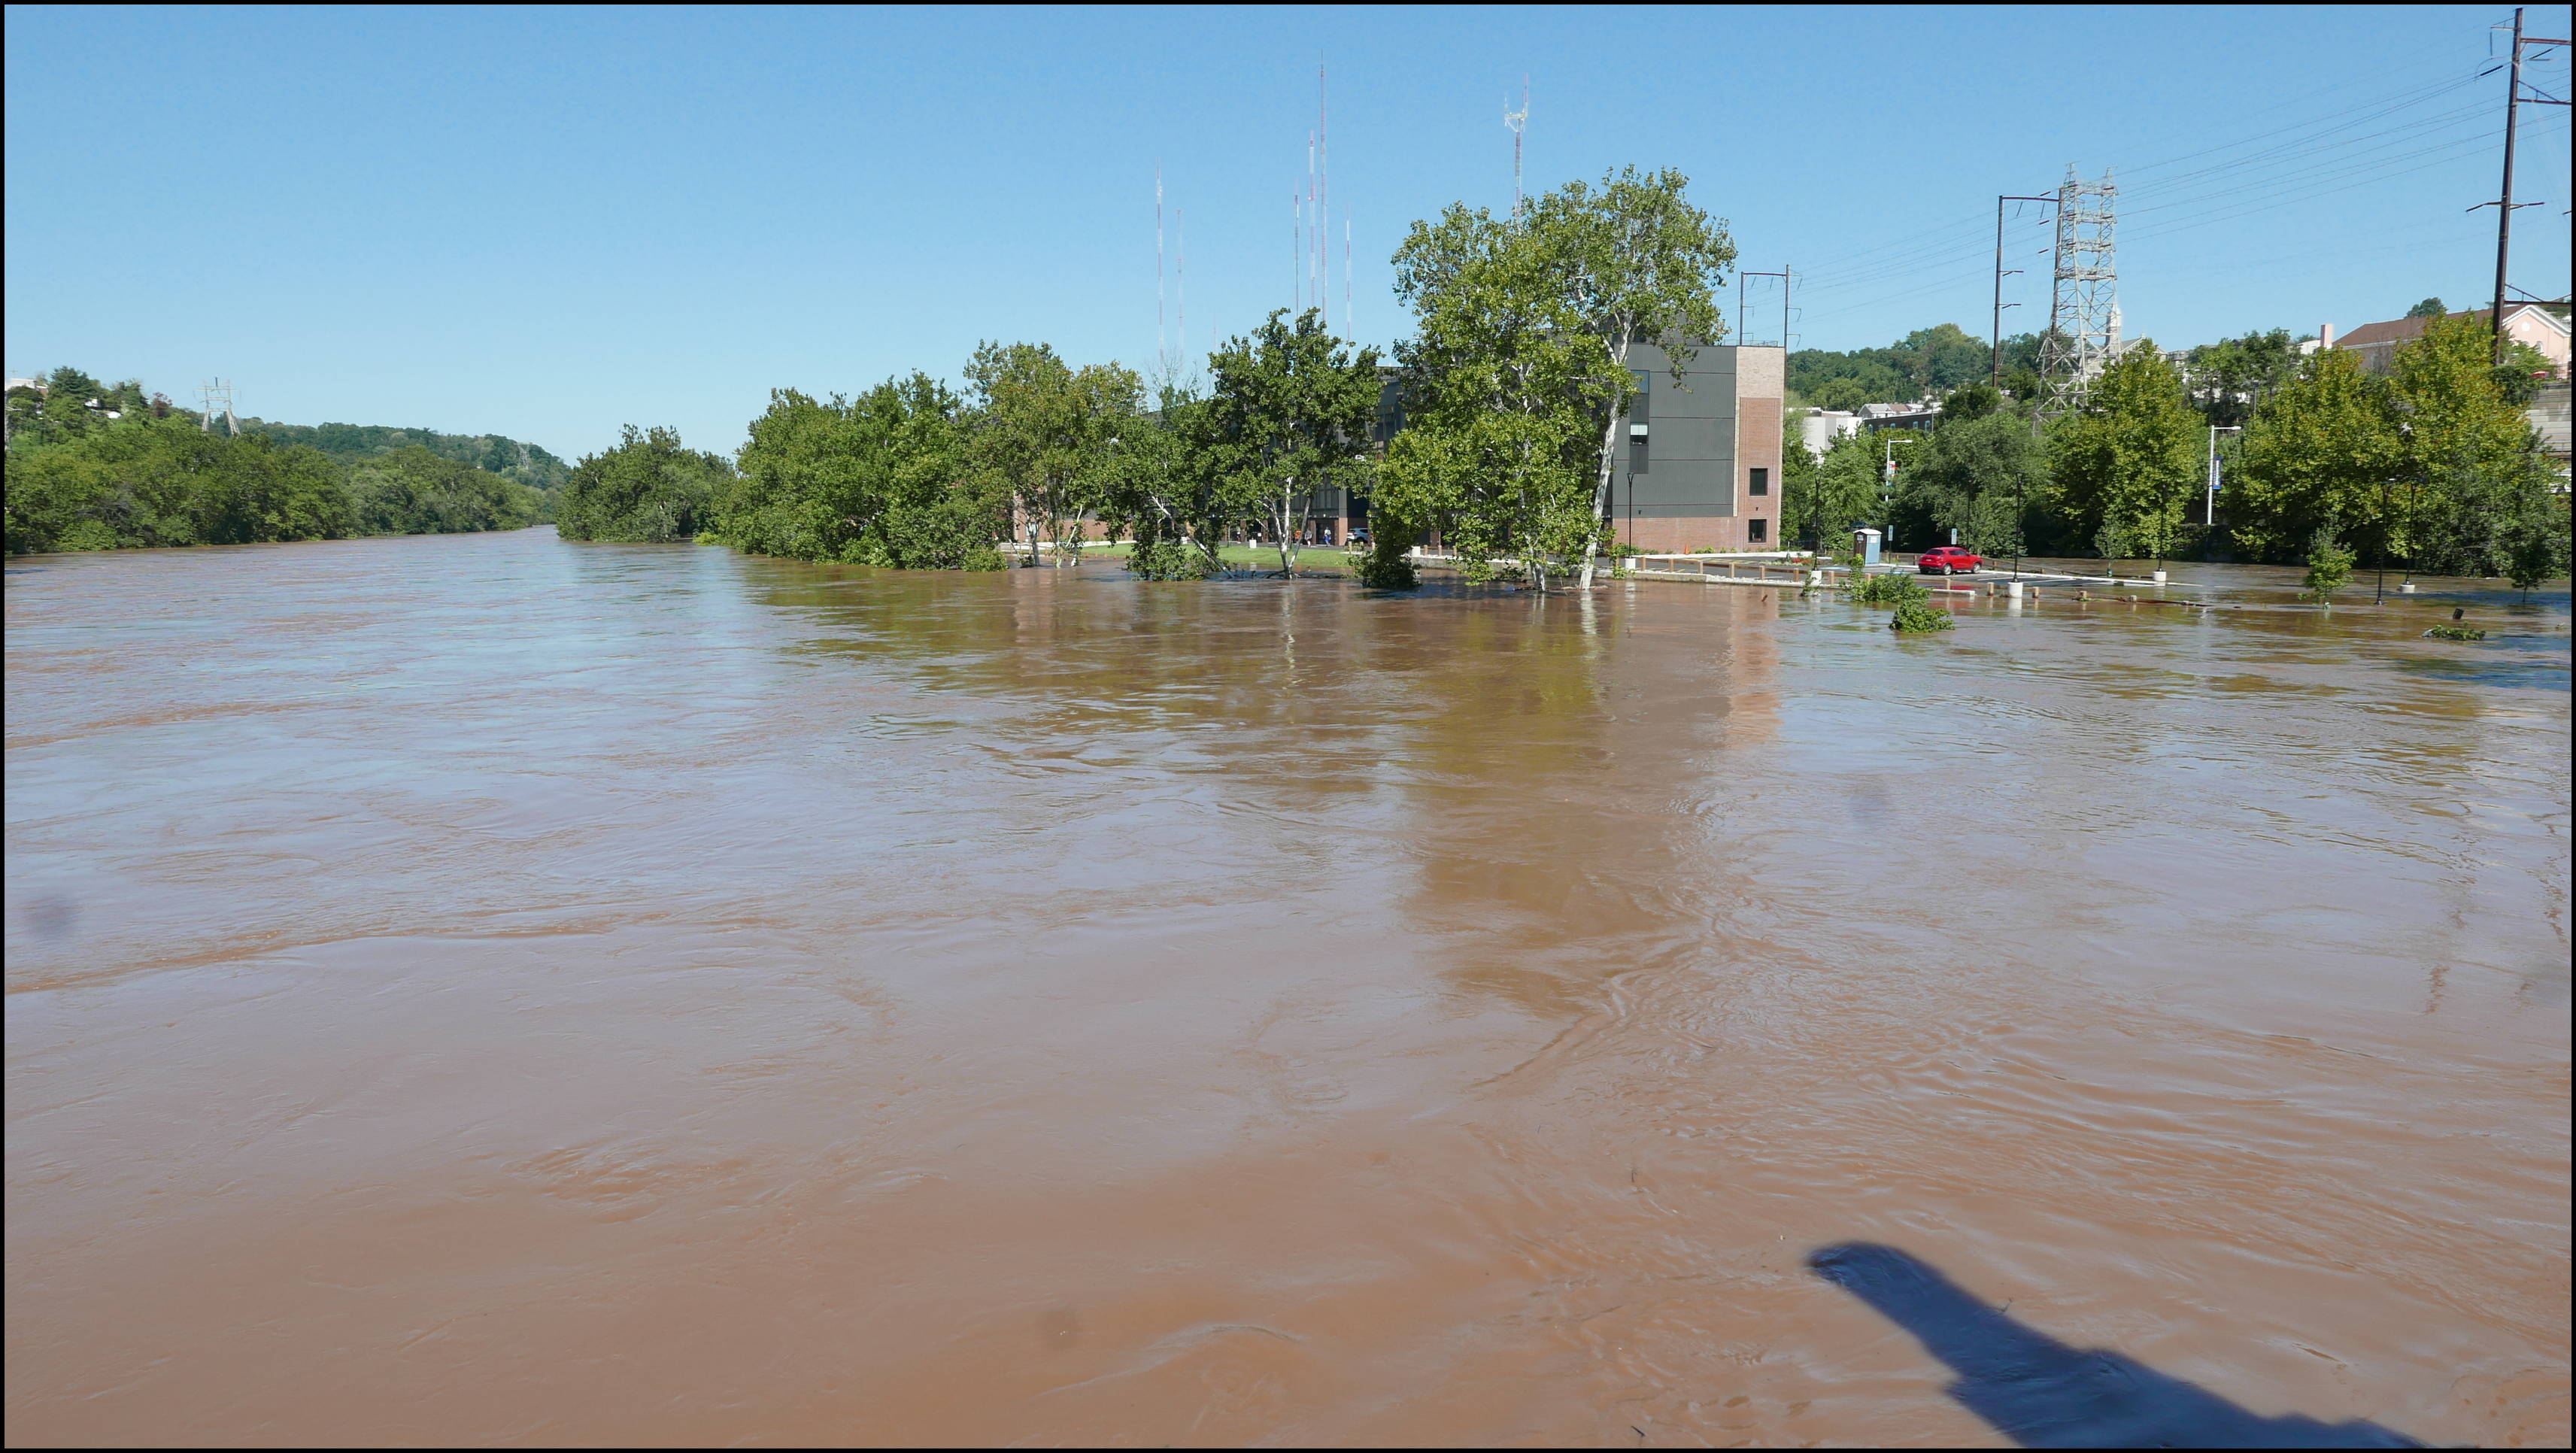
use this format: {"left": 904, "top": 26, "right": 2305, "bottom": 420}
{"left": 5, "top": 366, "right": 554, "bottom": 554}
{"left": 236, "top": 419, "right": 571, "bottom": 495}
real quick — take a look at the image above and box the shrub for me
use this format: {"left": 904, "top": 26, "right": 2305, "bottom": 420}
{"left": 1355, "top": 532, "right": 1420, "bottom": 590}
{"left": 1127, "top": 538, "right": 1215, "bottom": 581}
{"left": 2301, "top": 532, "right": 2355, "bottom": 600}
{"left": 1889, "top": 599, "right": 1955, "bottom": 633}
{"left": 2425, "top": 623, "right": 2486, "bottom": 642}
{"left": 1852, "top": 570, "right": 1929, "bottom": 606}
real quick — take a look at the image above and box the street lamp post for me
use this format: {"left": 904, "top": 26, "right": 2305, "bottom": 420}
{"left": 2205, "top": 425, "right": 2241, "bottom": 528}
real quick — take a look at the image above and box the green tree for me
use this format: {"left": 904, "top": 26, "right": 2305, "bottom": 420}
{"left": 2302, "top": 530, "right": 2356, "bottom": 600}
{"left": 1805, "top": 377, "right": 1874, "bottom": 412}
{"left": 1095, "top": 388, "right": 1228, "bottom": 580}
{"left": 5, "top": 414, "right": 349, "bottom": 551}
{"left": 1379, "top": 201, "right": 1610, "bottom": 591}
{"left": 347, "top": 446, "right": 541, "bottom": 535}
{"left": 2405, "top": 297, "right": 2447, "bottom": 319}
{"left": 960, "top": 341, "right": 1134, "bottom": 567}
{"left": 1782, "top": 427, "right": 1883, "bottom": 558}
{"left": 2232, "top": 348, "right": 2402, "bottom": 563}
{"left": 1203, "top": 308, "right": 1383, "bottom": 573}
{"left": 2395, "top": 313, "right": 2565, "bottom": 578}
{"left": 1520, "top": 165, "right": 1735, "bottom": 587}
{"left": 2183, "top": 328, "right": 2303, "bottom": 429}
{"left": 2049, "top": 345, "right": 2206, "bottom": 568}
{"left": 1897, "top": 408, "right": 2044, "bottom": 559}
{"left": 721, "top": 375, "right": 999, "bottom": 569}
{"left": 556, "top": 425, "right": 731, "bottom": 543}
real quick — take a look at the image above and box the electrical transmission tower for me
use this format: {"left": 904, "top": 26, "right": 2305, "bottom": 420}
{"left": 196, "top": 378, "right": 239, "bottom": 435}
{"left": 2037, "top": 168, "right": 2117, "bottom": 415}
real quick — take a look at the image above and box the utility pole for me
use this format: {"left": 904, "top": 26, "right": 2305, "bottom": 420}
{"left": 1994, "top": 194, "right": 2056, "bottom": 386}
{"left": 2477, "top": 8, "right": 2570, "bottom": 364}
{"left": 1739, "top": 270, "right": 1788, "bottom": 347}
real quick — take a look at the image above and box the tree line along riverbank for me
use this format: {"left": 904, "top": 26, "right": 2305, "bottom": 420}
{"left": 5, "top": 368, "right": 568, "bottom": 555}
{"left": 556, "top": 165, "right": 2565, "bottom": 593}
{"left": 14, "top": 168, "right": 2565, "bottom": 587}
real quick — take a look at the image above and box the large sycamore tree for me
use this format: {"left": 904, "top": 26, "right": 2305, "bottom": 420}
{"left": 1526, "top": 168, "right": 1735, "bottom": 589}
{"left": 1377, "top": 202, "right": 1607, "bottom": 590}
{"left": 1377, "top": 168, "right": 1732, "bottom": 592}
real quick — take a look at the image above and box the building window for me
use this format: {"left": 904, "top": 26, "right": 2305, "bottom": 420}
{"left": 1748, "top": 517, "right": 1767, "bottom": 544}
{"left": 1629, "top": 369, "right": 1651, "bottom": 423}
{"left": 1749, "top": 466, "right": 1769, "bottom": 496}
{"left": 1630, "top": 432, "right": 1649, "bottom": 475}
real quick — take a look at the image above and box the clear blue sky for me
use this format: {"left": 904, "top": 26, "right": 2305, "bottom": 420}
{"left": 7, "top": 4, "right": 2569, "bottom": 460}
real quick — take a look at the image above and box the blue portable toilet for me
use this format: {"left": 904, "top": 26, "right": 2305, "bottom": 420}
{"left": 1852, "top": 527, "right": 1883, "bottom": 567}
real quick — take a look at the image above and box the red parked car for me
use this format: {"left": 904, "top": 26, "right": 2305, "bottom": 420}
{"left": 1916, "top": 545, "right": 1984, "bottom": 575}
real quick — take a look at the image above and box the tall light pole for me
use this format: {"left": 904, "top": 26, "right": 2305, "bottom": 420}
{"left": 2205, "top": 425, "right": 2241, "bottom": 528}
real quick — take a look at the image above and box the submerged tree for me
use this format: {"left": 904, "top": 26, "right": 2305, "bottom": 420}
{"left": 2049, "top": 345, "right": 2202, "bottom": 569}
{"left": 1520, "top": 168, "right": 1735, "bottom": 588}
{"left": 960, "top": 341, "right": 1134, "bottom": 567}
{"left": 1203, "top": 308, "right": 1382, "bottom": 575}
{"left": 557, "top": 426, "right": 733, "bottom": 543}
{"left": 722, "top": 375, "right": 1000, "bottom": 569}
{"left": 1378, "top": 202, "right": 1613, "bottom": 592}
{"left": 1094, "top": 387, "right": 1227, "bottom": 581}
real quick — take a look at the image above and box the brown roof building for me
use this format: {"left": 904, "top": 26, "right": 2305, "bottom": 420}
{"left": 2332, "top": 304, "right": 2570, "bottom": 377}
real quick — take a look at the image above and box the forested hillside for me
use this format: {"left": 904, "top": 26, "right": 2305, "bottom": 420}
{"left": 5, "top": 366, "right": 549, "bottom": 554}
{"left": 238, "top": 419, "right": 571, "bottom": 494}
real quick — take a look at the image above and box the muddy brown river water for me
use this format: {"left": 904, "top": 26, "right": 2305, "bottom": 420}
{"left": 5, "top": 528, "right": 2569, "bottom": 1447}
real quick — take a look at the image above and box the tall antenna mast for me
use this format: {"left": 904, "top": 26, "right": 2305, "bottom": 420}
{"left": 1503, "top": 75, "right": 1529, "bottom": 218}
{"left": 1345, "top": 219, "right": 1353, "bottom": 338}
{"left": 1177, "top": 205, "right": 1187, "bottom": 376}
{"left": 1155, "top": 165, "right": 1167, "bottom": 378}
{"left": 1319, "top": 62, "right": 1329, "bottom": 329}
{"left": 1307, "top": 129, "right": 1318, "bottom": 314}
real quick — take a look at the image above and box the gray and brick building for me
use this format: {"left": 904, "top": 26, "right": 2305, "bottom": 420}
{"left": 1607, "top": 341, "right": 1784, "bottom": 554}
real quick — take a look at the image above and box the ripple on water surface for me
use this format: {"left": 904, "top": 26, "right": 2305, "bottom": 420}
{"left": 5, "top": 531, "right": 2568, "bottom": 1447}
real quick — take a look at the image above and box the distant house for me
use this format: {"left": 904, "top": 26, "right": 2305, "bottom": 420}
{"left": 1799, "top": 408, "right": 1861, "bottom": 457}
{"left": 2332, "top": 304, "right": 2570, "bottom": 377}
{"left": 1857, "top": 399, "right": 1940, "bottom": 434}
{"left": 2329, "top": 305, "right": 2572, "bottom": 481}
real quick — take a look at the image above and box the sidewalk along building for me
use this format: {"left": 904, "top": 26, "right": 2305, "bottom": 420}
{"left": 1607, "top": 341, "right": 1785, "bottom": 554}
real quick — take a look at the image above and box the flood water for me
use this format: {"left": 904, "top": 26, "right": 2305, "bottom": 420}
{"left": 7, "top": 528, "right": 2568, "bottom": 1448}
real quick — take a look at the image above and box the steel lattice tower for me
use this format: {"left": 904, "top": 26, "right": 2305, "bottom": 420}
{"left": 196, "top": 378, "right": 238, "bottom": 435}
{"left": 2038, "top": 168, "right": 2117, "bottom": 414}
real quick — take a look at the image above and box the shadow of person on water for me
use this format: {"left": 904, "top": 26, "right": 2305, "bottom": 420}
{"left": 1807, "top": 1242, "right": 2426, "bottom": 1449}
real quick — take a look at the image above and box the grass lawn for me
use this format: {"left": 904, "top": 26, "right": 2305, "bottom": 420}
{"left": 1080, "top": 543, "right": 1356, "bottom": 572}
